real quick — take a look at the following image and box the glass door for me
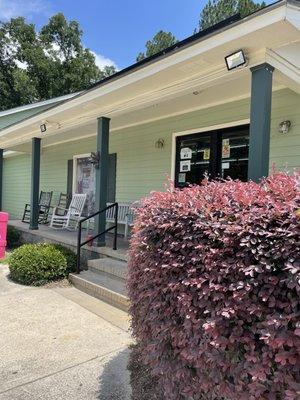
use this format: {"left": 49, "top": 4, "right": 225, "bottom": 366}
{"left": 175, "top": 134, "right": 212, "bottom": 188}
{"left": 220, "top": 129, "right": 249, "bottom": 181}
{"left": 175, "top": 124, "right": 249, "bottom": 187}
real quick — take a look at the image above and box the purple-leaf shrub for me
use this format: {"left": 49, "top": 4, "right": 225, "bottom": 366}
{"left": 128, "top": 172, "right": 300, "bottom": 400}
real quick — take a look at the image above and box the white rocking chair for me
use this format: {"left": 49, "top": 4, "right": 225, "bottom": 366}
{"left": 50, "top": 193, "right": 87, "bottom": 230}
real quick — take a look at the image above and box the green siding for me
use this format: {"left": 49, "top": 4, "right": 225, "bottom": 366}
{"left": 3, "top": 154, "right": 31, "bottom": 219}
{"left": 3, "top": 88, "right": 300, "bottom": 219}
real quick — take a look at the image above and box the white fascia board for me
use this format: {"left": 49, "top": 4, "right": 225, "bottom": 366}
{"left": 0, "top": 92, "right": 80, "bottom": 118}
{"left": 3, "top": 150, "right": 24, "bottom": 158}
{"left": 0, "top": 2, "right": 287, "bottom": 140}
{"left": 266, "top": 48, "right": 300, "bottom": 93}
{"left": 285, "top": 1, "right": 300, "bottom": 30}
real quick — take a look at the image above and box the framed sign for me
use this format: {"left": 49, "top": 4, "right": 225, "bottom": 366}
{"left": 222, "top": 139, "right": 230, "bottom": 158}
{"left": 180, "top": 160, "right": 191, "bottom": 172}
{"left": 203, "top": 148, "right": 210, "bottom": 160}
{"left": 178, "top": 173, "right": 186, "bottom": 183}
{"left": 180, "top": 147, "right": 192, "bottom": 160}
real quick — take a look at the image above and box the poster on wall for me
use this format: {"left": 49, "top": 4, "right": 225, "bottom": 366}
{"left": 203, "top": 148, "right": 210, "bottom": 160}
{"left": 180, "top": 147, "right": 192, "bottom": 160}
{"left": 222, "top": 139, "right": 230, "bottom": 158}
{"left": 180, "top": 160, "right": 191, "bottom": 172}
{"left": 178, "top": 173, "right": 186, "bottom": 183}
{"left": 76, "top": 157, "right": 95, "bottom": 214}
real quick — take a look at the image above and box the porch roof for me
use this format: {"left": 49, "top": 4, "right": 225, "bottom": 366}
{"left": 1, "top": 0, "right": 299, "bottom": 153}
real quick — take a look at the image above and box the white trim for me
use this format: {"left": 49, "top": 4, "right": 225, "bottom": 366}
{"left": 286, "top": 1, "right": 300, "bottom": 30}
{"left": 41, "top": 92, "right": 252, "bottom": 149}
{"left": 170, "top": 119, "right": 250, "bottom": 180}
{"left": 266, "top": 48, "right": 300, "bottom": 94}
{"left": 0, "top": 92, "right": 80, "bottom": 118}
{"left": 35, "top": 86, "right": 285, "bottom": 150}
{"left": 72, "top": 153, "right": 91, "bottom": 194}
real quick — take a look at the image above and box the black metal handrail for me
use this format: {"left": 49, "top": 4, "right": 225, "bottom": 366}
{"left": 76, "top": 202, "right": 118, "bottom": 274}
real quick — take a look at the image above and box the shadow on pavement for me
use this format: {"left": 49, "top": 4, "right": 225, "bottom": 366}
{"left": 97, "top": 348, "right": 132, "bottom": 400}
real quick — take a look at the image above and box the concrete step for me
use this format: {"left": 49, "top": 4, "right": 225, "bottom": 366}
{"left": 88, "top": 258, "right": 128, "bottom": 280}
{"left": 91, "top": 246, "right": 128, "bottom": 262}
{"left": 69, "top": 270, "right": 129, "bottom": 312}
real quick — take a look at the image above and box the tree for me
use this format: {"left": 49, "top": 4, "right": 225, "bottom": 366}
{"left": 137, "top": 30, "right": 178, "bottom": 62}
{"left": 198, "top": 0, "right": 266, "bottom": 31}
{"left": 0, "top": 13, "right": 116, "bottom": 111}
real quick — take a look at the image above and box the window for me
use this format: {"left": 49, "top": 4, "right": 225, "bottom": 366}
{"left": 175, "top": 125, "right": 249, "bottom": 188}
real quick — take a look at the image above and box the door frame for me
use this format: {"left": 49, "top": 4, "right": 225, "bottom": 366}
{"left": 170, "top": 119, "right": 250, "bottom": 181}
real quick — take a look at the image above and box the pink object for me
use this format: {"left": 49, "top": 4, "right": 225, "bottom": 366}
{"left": 0, "top": 212, "right": 9, "bottom": 259}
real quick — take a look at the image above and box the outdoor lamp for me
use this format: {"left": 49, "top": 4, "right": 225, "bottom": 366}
{"left": 225, "top": 50, "right": 247, "bottom": 71}
{"left": 278, "top": 120, "right": 291, "bottom": 134}
{"left": 155, "top": 138, "right": 165, "bottom": 149}
{"left": 40, "top": 123, "right": 47, "bottom": 133}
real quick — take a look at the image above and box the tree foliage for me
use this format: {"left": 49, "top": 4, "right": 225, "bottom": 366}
{"left": 136, "top": 30, "right": 178, "bottom": 62}
{"left": 198, "top": 0, "right": 266, "bottom": 31}
{"left": 0, "top": 13, "right": 116, "bottom": 111}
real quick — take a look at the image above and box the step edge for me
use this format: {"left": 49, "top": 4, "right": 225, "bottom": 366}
{"left": 88, "top": 258, "right": 128, "bottom": 267}
{"left": 88, "top": 265, "right": 127, "bottom": 280}
{"left": 69, "top": 273, "right": 129, "bottom": 302}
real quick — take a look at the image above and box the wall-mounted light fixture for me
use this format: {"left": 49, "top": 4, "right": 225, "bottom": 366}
{"left": 155, "top": 138, "right": 165, "bottom": 149}
{"left": 89, "top": 151, "right": 100, "bottom": 168}
{"left": 278, "top": 120, "right": 291, "bottom": 134}
{"left": 225, "top": 50, "right": 247, "bottom": 71}
{"left": 40, "top": 123, "right": 47, "bottom": 133}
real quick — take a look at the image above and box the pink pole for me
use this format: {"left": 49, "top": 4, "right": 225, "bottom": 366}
{"left": 0, "top": 212, "right": 9, "bottom": 259}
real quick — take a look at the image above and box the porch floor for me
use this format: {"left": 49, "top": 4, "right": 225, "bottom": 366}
{"left": 9, "top": 220, "right": 129, "bottom": 260}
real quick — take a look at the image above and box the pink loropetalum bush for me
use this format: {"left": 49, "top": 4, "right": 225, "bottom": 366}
{"left": 128, "top": 172, "right": 300, "bottom": 400}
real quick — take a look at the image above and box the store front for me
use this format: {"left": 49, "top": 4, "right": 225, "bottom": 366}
{"left": 175, "top": 124, "right": 249, "bottom": 187}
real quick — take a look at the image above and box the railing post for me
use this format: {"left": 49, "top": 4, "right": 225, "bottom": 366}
{"left": 113, "top": 203, "right": 118, "bottom": 250}
{"left": 76, "top": 220, "right": 82, "bottom": 274}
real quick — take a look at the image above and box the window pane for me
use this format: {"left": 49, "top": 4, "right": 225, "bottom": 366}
{"left": 221, "top": 130, "right": 249, "bottom": 181}
{"left": 176, "top": 135, "right": 211, "bottom": 187}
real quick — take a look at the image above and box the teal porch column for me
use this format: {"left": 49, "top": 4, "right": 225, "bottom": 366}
{"left": 30, "top": 138, "right": 41, "bottom": 230}
{"left": 248, "top": 63, "right": 274, "bottom": 182}
{"left": 0, "top": 149, "right": 3, "bottom": 211}
{"left": 94, "top": 117, "right": 110, "bottom": 246}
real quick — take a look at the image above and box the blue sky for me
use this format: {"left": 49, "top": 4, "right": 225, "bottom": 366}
{"left": 0, "top": 0, "right": 274, "bottom": 70}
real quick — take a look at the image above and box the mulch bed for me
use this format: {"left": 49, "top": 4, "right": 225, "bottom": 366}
{"left": 128, "top": 344, "right": 164, "bottom": 400}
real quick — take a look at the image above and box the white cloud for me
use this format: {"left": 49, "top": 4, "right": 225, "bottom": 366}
{"left": 0, "top": 0, "right": 49, "bottom": 21}
{"left": 91, "top": 51, "right": 118, "bottom": 70}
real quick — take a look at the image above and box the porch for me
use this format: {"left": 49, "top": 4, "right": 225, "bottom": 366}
{"left": 9, "top": 219, "right": 129, "bottom": 265}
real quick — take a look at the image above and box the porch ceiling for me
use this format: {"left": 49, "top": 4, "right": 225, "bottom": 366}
{"left": 8, "top": 74, "right": 286, "bottom": 153}
{"left": 1, "top": 0, "right": 300, "bottom": 153}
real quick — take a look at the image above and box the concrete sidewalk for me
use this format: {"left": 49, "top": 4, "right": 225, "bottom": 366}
{"left": 0, "top": 264, "right": 132, "bottom": 400}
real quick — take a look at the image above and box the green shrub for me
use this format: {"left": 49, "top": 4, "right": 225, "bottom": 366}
{"left": 52, "top": 244, "right": 77, "bottom": 273}
{"left": 7, "top": 226, "right": 21, "bottom": 249}
{"left": 9, "top": 243, "right": 67, "bottom": 286}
